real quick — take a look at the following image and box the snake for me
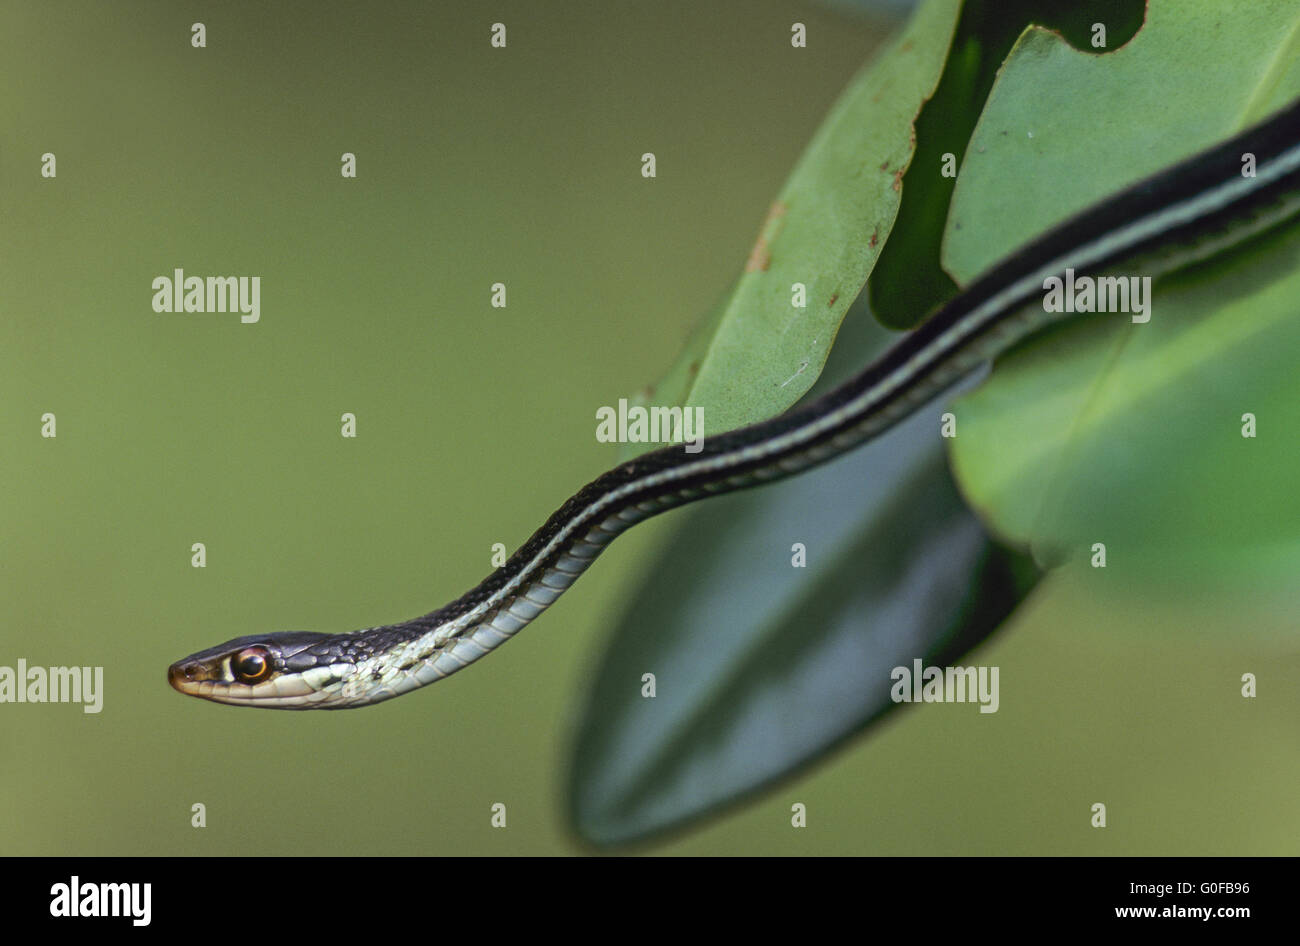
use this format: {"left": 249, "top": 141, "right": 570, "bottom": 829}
{"left": 168, "top": 97, "right": 1300, "bottom": 708}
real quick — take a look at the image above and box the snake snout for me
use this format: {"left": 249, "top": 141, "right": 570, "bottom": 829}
{"left": 167, "top": 659, "right": 206, "bottom": 692}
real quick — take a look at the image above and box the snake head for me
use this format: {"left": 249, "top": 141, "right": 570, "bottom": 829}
{"left": 168, "top": 632, "right": 351, "bottom": 709}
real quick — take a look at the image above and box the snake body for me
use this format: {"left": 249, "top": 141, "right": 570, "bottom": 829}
{"left": 169, "top": 98, "right": 1300, "bottom": 708}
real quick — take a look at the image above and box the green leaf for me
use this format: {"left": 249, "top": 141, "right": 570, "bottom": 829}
{"left": 624, "top": 0, "right": 962, "bottom": 450}
{"left": 867, "top": 0, "right": 1145, "bottom": 329}
{"left": 943, "top": 3, "right": 1300, "bottom": 282}
{"left": 943, "top": 0, "right": 1300, "bottom": 585}
{"left": 569, "top": 309, "right": 1038, "bottom": 847}
{"left": 951, "top": 223, "right": 1300, "bottom": 586}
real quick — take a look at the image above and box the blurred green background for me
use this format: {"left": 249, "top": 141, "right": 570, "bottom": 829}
{"left": 2, "top": 0, "right": 1296, "bottom": 855}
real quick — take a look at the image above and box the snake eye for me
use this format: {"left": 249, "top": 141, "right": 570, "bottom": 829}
{"left": 231, "top": 646, "right": 272, "bottom": 683}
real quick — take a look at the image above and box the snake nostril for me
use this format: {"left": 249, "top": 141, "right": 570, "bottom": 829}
{"left": 168, "top": 662, "right": 200, "bottom": 687}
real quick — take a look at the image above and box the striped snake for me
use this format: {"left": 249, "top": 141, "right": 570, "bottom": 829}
{"left": 168, "top": 97, "right": 1300, "bottom": 708}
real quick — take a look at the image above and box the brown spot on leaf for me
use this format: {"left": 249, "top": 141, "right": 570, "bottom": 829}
{"left": 745, "top": 200, "right": 787, "bottom": 273}
{"left": 828, "top": 293, "right": 838, "bottom": 307}
{"left": 869, "top": 227, "right": 879, "bottom": 248}
{"left": 892, "top": 168, "right": 904, "bottom": 191}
